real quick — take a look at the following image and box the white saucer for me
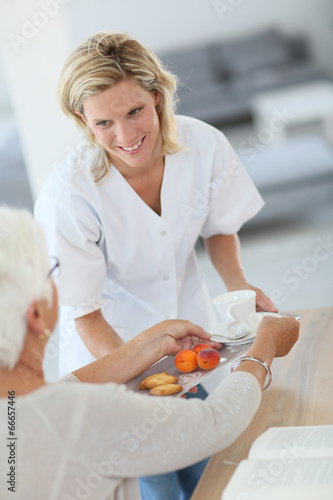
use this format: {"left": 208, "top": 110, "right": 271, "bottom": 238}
{"left": 209, "top": 312, "right": 283, "bottom": 345}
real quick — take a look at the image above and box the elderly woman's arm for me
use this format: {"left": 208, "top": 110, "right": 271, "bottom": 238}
{"left": 70, "top": 316, "right": 299, "bottom": 390}
{"left": 63, "top": 314, "right": 300, "bottom": 479}
{"left": 233, "top": 315, "right": 299, "bottom": 389}
{"left": 64, "top": 370, "right": 262, "bottom": 479}
{"left": 71, "top": 320, "right": 220, "bottom": 384}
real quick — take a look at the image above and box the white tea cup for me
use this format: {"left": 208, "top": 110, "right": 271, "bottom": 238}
{"left": 212, "top": 290, "right": 256, "bottom": 339}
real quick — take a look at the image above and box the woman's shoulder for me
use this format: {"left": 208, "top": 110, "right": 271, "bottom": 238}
{"left": 37, "top": 143, "right": 101, "bottom": 201}
{"left": 34, "top": 145, "right": 106, "bottom": 217}
{"left": 175, "top": 115, "right": 227, "bottom": 147}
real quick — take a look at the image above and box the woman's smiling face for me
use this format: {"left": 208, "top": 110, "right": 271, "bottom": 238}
{"left": 79, "top": 79, "right": 162, "bottom": 174}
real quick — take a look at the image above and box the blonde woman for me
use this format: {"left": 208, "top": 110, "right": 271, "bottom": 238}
{"left": 35, "top": 32, "right": 277, "bottom": 499}
{"left": 0, "top": 207, "right": 299, "bottom": 500}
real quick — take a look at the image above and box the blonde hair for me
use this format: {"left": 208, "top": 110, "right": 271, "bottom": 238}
{"left": 58, "top": 32, "right": 182, "bottom": 182}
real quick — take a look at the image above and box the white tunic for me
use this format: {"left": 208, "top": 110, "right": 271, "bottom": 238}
{"left": 0, "top": 371, "right": 261, "bottom": 500}
{"left": 35, "top": 116, "right": 264, "bottom": 374}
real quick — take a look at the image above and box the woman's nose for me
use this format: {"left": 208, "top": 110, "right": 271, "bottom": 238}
{"left": 114, "top": 121, "right": 136, "bottom": 146}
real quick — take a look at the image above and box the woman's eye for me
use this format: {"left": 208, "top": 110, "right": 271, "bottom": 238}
{"left": 129, "top": 108, "right": 142, "bottom": 116}
{"left": 97, "top": 121, "right": 110, "bottom": 127}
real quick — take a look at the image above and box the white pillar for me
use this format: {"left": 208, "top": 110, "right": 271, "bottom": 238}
{"left": 0, "top": 0, "right": 82, "bottom": 200}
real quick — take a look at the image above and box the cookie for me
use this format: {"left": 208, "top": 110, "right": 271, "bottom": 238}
{"left": 149, "top": 384, "right": 183, "bottom": 396}
{"left": 139, "top": 372, "right": 178, "bottom": 390}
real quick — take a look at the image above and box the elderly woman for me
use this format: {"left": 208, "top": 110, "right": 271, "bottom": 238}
{"left": 0, "top": 207, "right": 299, "bottom": 500}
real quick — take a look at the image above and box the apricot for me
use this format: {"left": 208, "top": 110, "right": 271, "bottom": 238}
{"left": 197, "top": 348, "right": 221, "bottom": 370}
{"left": 174, "top": 349, "right": 198, "bottom": 373}
{"left": 192, "top": 343, "right": 212, "bottom": 354}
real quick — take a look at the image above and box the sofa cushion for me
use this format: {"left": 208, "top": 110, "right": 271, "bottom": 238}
{"left": 159, "top": 46, "right": 216, "bottom": 86}
{"left": 176, "top": 82, "right": 251, "bottom": 125}
{"left": 213, "top": 29, "right": 291, "bottom": 78}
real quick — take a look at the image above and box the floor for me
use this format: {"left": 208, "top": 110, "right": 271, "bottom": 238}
{"left": 1, "top": 115, "right": 332, "bottom": 381}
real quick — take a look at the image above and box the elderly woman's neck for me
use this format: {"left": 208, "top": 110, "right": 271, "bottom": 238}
{"left": 0, "top": 329, "right": 46, "bottom": 397}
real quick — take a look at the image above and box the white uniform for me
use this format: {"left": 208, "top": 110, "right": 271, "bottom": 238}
{"left": 35, "top": 116, "right": 264, "bottom": 375}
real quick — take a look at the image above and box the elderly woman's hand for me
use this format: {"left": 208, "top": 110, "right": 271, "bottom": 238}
{"left": 255, "top": 315, "right": 300, "bottom": 358}
{"left": 232, "top": 315, "right": 300, "bottom": 390}
{"left": 148, "top": 319, "right": 223, "bottom": 356}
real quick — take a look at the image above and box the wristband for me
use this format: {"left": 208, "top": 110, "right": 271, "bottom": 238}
{"left": 231, "top": 356, "right": 272, "bottom": 390}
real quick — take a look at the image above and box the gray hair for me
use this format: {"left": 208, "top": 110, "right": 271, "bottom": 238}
{"left": 0, "top": 207, "right": 53, "bottom": 370}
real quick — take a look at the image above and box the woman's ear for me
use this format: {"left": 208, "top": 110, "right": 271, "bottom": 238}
{"left": 74, "top": 110, "right": 88, "bottom": 124}
{"left": 26, "top": 300, "right": 46, "bottom": 336}
{"left": 152, "top": 90, "right": 161, "bottom": 107}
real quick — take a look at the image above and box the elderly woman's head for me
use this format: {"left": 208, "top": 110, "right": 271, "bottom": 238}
{"left": 58, "top": 31, "right": 182, "bottom": 181}
{"left": 0, "top": 207, "right": 54, "bottom": 370}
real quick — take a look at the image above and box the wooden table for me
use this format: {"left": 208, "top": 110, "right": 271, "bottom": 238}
{"left": 191, "top": 307, "right": 333, "bottom": 500}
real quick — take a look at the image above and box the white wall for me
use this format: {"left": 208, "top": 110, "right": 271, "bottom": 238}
{"left": 0, "top": 52, "right": 12, "bottom": 115}
{"left": 65, "top": 0, "right": 333, "bottom": 61}
{"left": 0, "top": 1, "right": 82, "bottom": 199}
{"left": 0, "top": 0, "right": 332, "bottom": 198}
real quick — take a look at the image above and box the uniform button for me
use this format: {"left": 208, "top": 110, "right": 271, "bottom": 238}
{"left": 163, "top": 275, "right": 169, "bottom": 281}
{"left": 161, "top": 231, "right": 167, "bottom": 236}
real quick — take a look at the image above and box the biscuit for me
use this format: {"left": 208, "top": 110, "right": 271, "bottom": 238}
{"left": 149, "top": 384, "right": 183, "bottom": 396}
{"left": 139, "top": 372, "right": 178, "bottom": 390}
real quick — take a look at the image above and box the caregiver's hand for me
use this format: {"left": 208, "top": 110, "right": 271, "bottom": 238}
{"left": 230, "top": 281, "right": 278, "bottom": 313}
{"left": 203, "top": 234, "right": 277, "bottom": 313}
{"left": 247, "top": 284, "right": 278, "bottom": 313}
{"left": 146, "top": 320, "right": 223, "bottom": 357}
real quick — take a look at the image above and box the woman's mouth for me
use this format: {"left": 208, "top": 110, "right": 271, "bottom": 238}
{"left": 118, "top": 136, "right": 145, "bottom": 155}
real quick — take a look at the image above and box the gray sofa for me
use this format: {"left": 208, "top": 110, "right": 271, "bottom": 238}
{"left": 159, "top": 29, "right": 329, "bottom": 127}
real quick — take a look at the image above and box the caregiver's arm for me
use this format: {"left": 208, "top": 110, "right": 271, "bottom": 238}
{"left": 203, "top": 233, "right": 278, "bottom": 312}
{"left": 72, "top": 320, "right": 217, "bottom": 384}
{"left": 75, "top": 309, "right": 125, "bottom": 358}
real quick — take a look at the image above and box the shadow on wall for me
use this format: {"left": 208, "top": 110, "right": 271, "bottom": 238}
{"left": 0, "top": 116, "right": 33, "bottom": 211}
